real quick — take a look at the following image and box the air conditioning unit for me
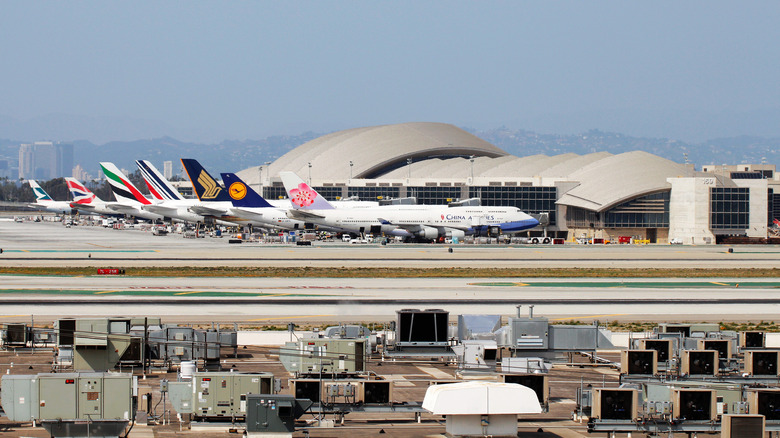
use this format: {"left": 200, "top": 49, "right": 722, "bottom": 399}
{"left": 681, "top": 350, "right": 718, "bottom": 376}
{"left": 697, "top": 339, "right": 732, "bottom": 359}
{"left": 621, "top": 350, "right": 658, "bottom": 375}
{"left": 747, "top": 389, "right": 780, "bottom": 421}
{"left": 501, "top": 374, "right": 549, "bottom": 408}
{"left": 638, "top": 339, "right": 674, "bottom": 362}
{"left": 592, "top": 389, "right": 638, "bottom": 421}
{"left": 721, "top": 414, "right": 765, "bottom": 438}
{"left": 739, "top": 331, "right": 766, "bottom": 349}
{"left": 361, "top": 380, "right": 393, "bottom": 404}
{"left": 744, "top": 351, "right": 780, "bottom": 376}
{"left": 672, "top": 389, "right": 717, "bottom": 421}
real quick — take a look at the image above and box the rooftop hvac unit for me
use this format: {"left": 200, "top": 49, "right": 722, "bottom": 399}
{"left": 721, "top": 414, "right": 765, "bottom": 438}
{"left": 621, "top": 350, "right": 658, "bottom": 375}
{"left": 638, "top": 339, "right": 674, "bottom": 362}
{"left": 57, "top": 319, "right": 76, "bottom": 346}
{"left": 697, "top": 339, "right": 732, "bottom": 359}
{"left": 672, "top": 389, "right": 717, "bottom": 421}
{"left": 682, "top": 350, "right": 718, "bottom": 376}
{"left": 748, "top": 389, "right": 780, "bottom": 421}
{"left": 4, "top": 323, "right": 28, "bottom": 346}
{"left": 745, "top": 351, "right": 780, "bottom": 376}
{"left": 740, "top": 331, "right": 766, "bottom": 349}
{"left": 362, "top": 380, "right": 393, "bottom": 404}
{"left": 501, "top": 374, "right": 549, "bottom": 408}
{"left": 396, "top": 309, "right": 449, "bottom": 347}
{"left": 292, "top": 379, "right": 322, "bottom": 404}
{"left": 592, "top": 389, "right": 638, "bottom": 421}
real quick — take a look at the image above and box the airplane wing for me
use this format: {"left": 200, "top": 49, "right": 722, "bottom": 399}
{"left": 286, "top": 209, "right": 326, "bottom": 220}
{"left": 106, "top": 203, "right": 138, "bottom": 213}
{"left": 379, "top": 218, "right": 469, "bottom": 232}
{"left": 70, "top": 202, "right": 96, "bottom": 210}
{"left": 189, "top": 205, "right": 228, "bottom": 216}
{"left": 143, "top": 205, "right": 179, "bottom": 215}
{"left": 228, "top": 207, "right": 266, "bottom": 220}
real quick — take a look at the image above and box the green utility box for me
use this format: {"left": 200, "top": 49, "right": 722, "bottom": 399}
{"left": 1, "top": 372, "right": 135, "bottom": 422}
{"left": 245, "top": 394, "right": 312, "bottom": 435}
{"left": 282, "top": 338, "right": 366, "bottom": 375}
{"left": 192, "top": 372, "right": 274, "bottom": 420}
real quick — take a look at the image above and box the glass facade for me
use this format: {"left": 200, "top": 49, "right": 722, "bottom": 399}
{"left": 347, "top": 186, "right": 400, "bottom": 201}
{"left": 407, "top": 186, "right": 463, "bottom": 205}
{"left": 770, "top": 189, "right": 779, "bottom": 224}
{"left": 603, "top": 191, "right": 670, "bottom": 228}
{"left": 468, "top": 186, "right": 557, "bottom": 225}
{"left": 711, "top": 187, "right": 750, "bottom": 230}
{"left": 312, "top": 186, "right": 344, "bottom": 201}
{"left": 263, "top": 186, "right": 288, "bottom": 201}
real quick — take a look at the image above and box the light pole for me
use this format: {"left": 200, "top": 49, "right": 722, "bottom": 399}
{"left": 349, "top": 161, "right": 353, "bottom": 181}
{"left": 407, "top": 157, "right": 412, "bottom": 180}
{"left": 308, "top": 162, "right": 312, "bottom": 185}
{"left": 469, "top": 155, "right": 475, "bottom": 182}
{"left": 258, "top": 165, "right": 263, "bottom": 192}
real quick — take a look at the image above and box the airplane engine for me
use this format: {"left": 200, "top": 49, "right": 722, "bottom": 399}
{"left": 446, "top": 229, "right": 465, "bottom": 240}
{"left": 416, "top": 226, "right": 439, "bottom": 240}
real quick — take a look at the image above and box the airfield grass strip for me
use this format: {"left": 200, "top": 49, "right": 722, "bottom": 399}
{"left": 0, "top": 266, "right": 778, "bottom": 278}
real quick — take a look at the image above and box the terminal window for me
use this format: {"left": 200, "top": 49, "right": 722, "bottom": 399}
{"left": 347, "top": 186, "right": 400, "bottom": 201}
{"left": 604, "top": 191, "right": 670, "bottom": 228}
{"left": 711, "top": 187, "right": 750, "bottom": 229}
{"left": 407, "top": 186, "right": 463, "bottom": 205}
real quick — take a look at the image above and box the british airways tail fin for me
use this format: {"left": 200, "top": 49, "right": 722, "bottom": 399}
{"left": 65, "top": 177, "right": 101, "bottom": 204}
{"left": 220, "top": 173, "right": 274, "bottom": 208}
{"left": 180, "top": 158, "right": 232, "bottom": 202}
{"left": 136, "top": 160, "right": 184, "bottom": 201}
{"left": 100, "top": 162, "right": 151, "bottom": 205}
{"left": 28, "top": 180, "right": 54, "bottom": 202}
{"left": 279, "top": 171, "right": 335, "bottom": 210}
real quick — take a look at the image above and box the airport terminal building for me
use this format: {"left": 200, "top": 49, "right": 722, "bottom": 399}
{"left": 236, "top": 122, "right": 780, "bottom": 244}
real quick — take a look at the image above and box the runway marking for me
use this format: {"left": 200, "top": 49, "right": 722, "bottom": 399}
{"left": 173, "top": 291, "right": 206, "bottom": 295}
{"left": 260, "top": 293, "right": 295, "bottom": 297}
{"left": 86, "top": 242, "right": 111, "bottom": 248}
{"left": 247, "top": 314, "right": 335, "bottom": 321}
{"left": 0, "top": 315, "right": 27, "bottom": 318}
{"left": 710, "top": 282, "right": 730, "bottom": 286}
{"left": 95, "top": 290, "right": 121, "bottom": 294}
{"left": 552, "top": 313, "right": 626, "bottom": 321}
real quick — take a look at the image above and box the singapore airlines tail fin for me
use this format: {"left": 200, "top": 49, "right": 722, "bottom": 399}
{"left": 180, "top": 158, "right": 232, "bottom": 202}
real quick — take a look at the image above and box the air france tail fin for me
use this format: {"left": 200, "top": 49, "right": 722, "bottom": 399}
{"left": 65, "top": 178, "right": 101, "bottom": 204}
{"left": 28, "top": 180, "right": 53, "bottom": 202}
{"left": 278, "top": 171, "right": 335, "bottom": 210}
{"left": 99, "top": 162, "right": 151, "bottom": 205}
{"left": 180, "top": 158, "right": 232, "bottom": 202}
{"left": 135, "top": 160, "right": 184, "bottom": 201}
{"left": 219, "top": 173, "right": 274, "bottom": 208}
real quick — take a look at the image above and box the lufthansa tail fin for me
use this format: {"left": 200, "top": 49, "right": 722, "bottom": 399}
{"left": 28, "top": 180, "right": 54, "bottom": 202}
{"left": 180, "top": 158, "right": 232, "bottom": 202}
{"left": 220, "top": 173, "right": 274, "bottom": 208}
{"left": 279, "top": 171, "right": 335, "bottom": 210}
{"left": 65, "top": 177, "right": 101, "bottom": 204}
{"left": 136, "top": 160, "right": 184, "bottom": 201}
{"left": 99, "top": 162, "right": 151, "bottom": 205}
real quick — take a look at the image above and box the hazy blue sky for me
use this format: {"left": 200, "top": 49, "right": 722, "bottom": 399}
{"left": 1, "top": 2, "right": 779, "bottom": 143}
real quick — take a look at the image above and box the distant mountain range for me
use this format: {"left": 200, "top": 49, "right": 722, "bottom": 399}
{"left": 1, "top": 128, "right": 778, "bottom": 180}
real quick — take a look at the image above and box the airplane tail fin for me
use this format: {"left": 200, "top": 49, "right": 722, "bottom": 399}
{"left": 180, "top": 158, "right": 232, "bottom": 202}
{"left": 219, "top": 173, "right": 274, "bottom": 208}
{"left": 136, "top": 160, "right": 184, "bottom": 201}
{"left": 99, "top": 162, "right": 151, "bottom": 205}
{"left": 279, "top": 171, "right": 335, "bottom": 209}
{"left": 28, "top": 180, "right": 54, "bottom": 202}
{"left": 65, "top": 177, "right": 100, "bottom": 204}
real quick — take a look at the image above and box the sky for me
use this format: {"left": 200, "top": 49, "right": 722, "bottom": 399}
{"left": 1, "top": 1, "right": 779, "bottom": 143}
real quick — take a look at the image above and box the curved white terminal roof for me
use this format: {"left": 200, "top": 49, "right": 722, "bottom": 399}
{"left": 235, "top": 123, "right": 696, "bottom": 213}
{"left": 236, "top": 122, "right": 508, "bottom": 185}
{"left": 423, "top": 381, "right": 542, "bottom": 415}
{"left": 556, "top": 150, "right": 695, "bottom": 211}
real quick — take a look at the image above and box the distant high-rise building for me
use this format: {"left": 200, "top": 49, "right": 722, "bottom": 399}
{"left": 163, "top": 160, "right": 173, "bottom": 179}
{"left": 72, "top": 164, "right": 90, "bottom": 181}
{"left": 18, "top": 141, "right": 73, "bottom": 180}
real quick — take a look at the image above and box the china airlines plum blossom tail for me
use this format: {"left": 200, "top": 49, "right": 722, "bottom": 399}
{"left": 279, "top": 171, "right": 335, "bottom": 210}
{"left": 219, "top": 173, "right": 274, "bottom": 208}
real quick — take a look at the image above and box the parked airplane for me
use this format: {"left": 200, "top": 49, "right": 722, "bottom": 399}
{"left": 135, "top": 160, "right": 238, "bottom": 226}
{"left": 99, "top": 162, "right": 166, "bottom": 222}
{"left": 219, "top": 172, "right": 334, "bottom": 231}
{"left": 27, "top": 180, "right": 74, "bottom": 214}
{"left": 278, "top": 172, "right": 540, "bottom": 240}
{"left": 64, "top": 178, "right": 123, "bottom": 217}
